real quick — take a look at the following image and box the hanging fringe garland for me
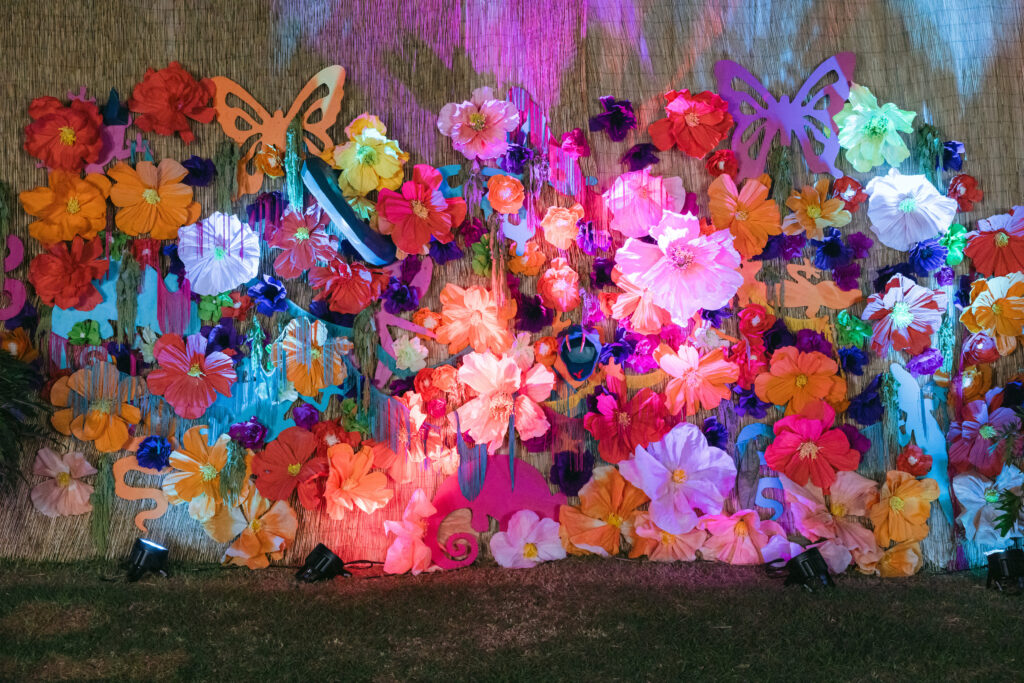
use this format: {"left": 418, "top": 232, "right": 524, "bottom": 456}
{"left": 352, "top": 305, "right": 378, "bottom": 409}
{"left": 89, "top": 454, "right": 114, "bottom": 555}
{"left": 285, "top": 118, "right": 304, "bottom": 211}
{"left": 214, "top": 141, "right": 240, "bottom": 213}
{"left": 455, "top": 411, "right": 487, "bottom": 500}
{"left": 115, "top": 253, "right": 141, "bottom": 345}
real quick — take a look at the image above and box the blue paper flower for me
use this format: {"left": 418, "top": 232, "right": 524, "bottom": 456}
{"left": 908, "top": 237, "right": 948, "bottom": 277}
{"left": 499, "top": 143, "right": 534, "bottom": 175}
{"left": 838, "top": 346, "right": 868, "bottom": 376}
{"left": 182, "top": 155, "right": 217, "bottom": 187}
{"left": 248, "top": 275, "right": 289, "bottom": 315}
{"left": 136, "top": 435, "right": 173, "bottom": 471}
{"left": 810, "top": 227, "right": 853, "bottom": 271}
{"left": 382, "top": 276, "right": 420, "bottom": 315}
{"left": 848, "top": 376, "right": 883, "bottom": 426}
{"left": 702, "top": 416, "right": 729, "bottom": 450}
{"left": 733, "top": 386, "right": 770, "bottom": 419}
{"left": 942, "top": 140, "right": 965, "bottom": 172}
{"left": 429, "top": 238, "right": 464, "bottom": 265}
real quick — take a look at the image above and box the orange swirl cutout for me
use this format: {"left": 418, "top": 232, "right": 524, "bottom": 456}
{"left": 112, "top": 456, "right": 169, "bottom": 533}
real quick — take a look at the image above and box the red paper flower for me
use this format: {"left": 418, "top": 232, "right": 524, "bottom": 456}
{"left": 832, "top": 176, "right": 867, "bottom": 213}
{"left": 583, "top": 368, "right": 669, "bottom": 464}
{"left": 127, "top": 61, "right": 216, "bottom": 143}
{"left": 23, "top": 96, "right": 103, "bottom": 172}
{"left": 28, "top": 236, "right": 108, "bottom": 310}
{"left": 705, "top": 149, "right": 738, "bottom": 178}
{"left": 268, "top": 207, "right": 338, "bottom": 279}
{"left": 896, "top": 443, "right": 932, "bottom": 477}
{"left": 964, "top": 210, "right": 1024, "bottom": 277}
{"left": 146, "top": 333, "right": 237, "bottom": 419}
{"left": 252, "top": 426, "right": 326, "bottom": 509}
{"left": 377, "top": 164, "right": 468, "bottom": 256}
{"left": 765, "top": 403, "right": 860, "bottom": 492}
{"left": 311, "top": 419, "right": 363, "bottom": 460}
{"left": 648, "top": 89, "right": 733, "bottom": 158}
{"left": 309, "top": 256, "right": 388, "bottom": 314}
{"left": 948, "top": 173, "right": 983, "bottom": 212}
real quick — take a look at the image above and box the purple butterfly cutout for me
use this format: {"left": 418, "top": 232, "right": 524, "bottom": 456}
{"left": 713, "top": 53, "right": 856, "bottom": 180}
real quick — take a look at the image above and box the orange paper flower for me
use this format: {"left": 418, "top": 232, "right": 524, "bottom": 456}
{"left": 203, "top": 488, "right": 298, "bottom": 569}
{"left": 559, "top": 466, "right": 649, "bottom": 557}
{"left": 508, "top": 240, "right": 546, "bottom": 276}
{"left": 50, "top": 362, "right": 145, "bottom": 453}
{"left": 435, "top": 283, "right": 516, "bottom": 354}
{"left": 782, "top": 178, "right": 852, "bottom": 239}
{"left": 161, "top": 426, "right": 235, "bottom": 522}
{"left": 709, "top": 174, "right": 781, "bottom": 259}
{"left": 959, "top": 274, "right": 1024, "bottom": 356}
{"left": 537, "top": 257, "right": 581, "bottom": 312}
{"left": 270, "top": 318, "right": 349, "bottom": 398}
{"left": 754, "top": 347, "right": 847, "bottom": 415}
{"left": 656, "top": 344, "right": 739, "bottom": 417}
{"left": 324, "top": 443, "right": 394, "bottom": 520}
{"left": 19, "top": 170, "right": 111, "bottom": 245}
{"left": 868, "top": 470, "right": 939, "bottom": 547}
{"left": 541, "top": 204, "right": 585, "bottom": 251}
{"left": 487, "top": 174, "right": 525, "bottom": 214}
{"left": 108, "top": 159, "right": 201, "bottom": 239}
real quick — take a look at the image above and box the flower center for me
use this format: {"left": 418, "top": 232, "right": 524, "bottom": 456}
{"left": 615, "top": 410, "right": 631, "bottom": 428}
{"left": 56, "top": 471, "right": 72, "bottom": 487}
{"left": 606, "top": 513, "right": 623, "bottom": 527}
{"left": 295, "top": 227, "right": 310, "bottom": 241}
{"left": 733, "top": 520, "right": 749, "bottom": 537}
{"left": 864, "top": 114, "right": 890, "bottom": 137}
{"left": 250, "top": 518, "right": 264, "bottom": 533}
{"left": 89, "top": 398, "right": 114, "bottom": 415}
{"left": 684, "top": 111, "right": 701, "bottom": 127}
{"left": 898, "top": 196, "right": 917, "bottom": 213}
{"left": 214, "top": 246, "right": 226, "bottom": 260}
{"left": 142, "top": 188, "right": 161, "bottom": 205}
{"left": 65, "top": 197, "right": 81, "bottom": 214}
{"left": 522, "top": 542, "right": 538, "bottom": 559}
{"left": 187, "top": 362, "right": 204, "bottom": 378}
{"left": 489, "top": 392, "right": 515, "bottom": 423}
{"left": 667, "top": 244, "right": 695, "bottom": 270}
{"left": 58, "top": 126, "right": 77, "bottom": 145}
{"left": 805, "top": 205, "right": 822, "bottom": 219}
{"left": 734, "top": 209, "right": 749, "bottom": 222}
{"left": 355, "top": 144, "right": 378, "bottom": 164}
{"left": 979, "top": 424, "right": 997, "bottom": 439}
{"left": 411, "top": 200, "right": 430, "bottom": 219}
{"left": 888, "top": 495, "right": 905, "bottom": 512}
{"left": 829, "top": 502, "right": 847, "bottom": 518}
{"left": 984, "top": 487, "right": 1001, "bottom": 504}
{"left": 468, "top": 112, "right": 488, "bottom": 131}
{"left": 659, "top": 531, "right": 674, "bottom": 544}
{"left": 671, "top": 468, "right": 687, "bottom": 484}
{"left": 200, "top": 463, "right": 218, "bottom": 481}
{"left": 995, "top": 231, "right": 1010, "bottom": 248}
{"left": 794, "top": 373, "right": 809, "bottom": 388}
{"left": 797, "top": 441, "right": 820, "bottom": 460}
{"left": 287, "top": 462, "right": 302, "bottom": 476}
{"left": 890, "top": 301, "right": 915, "bottom": 329}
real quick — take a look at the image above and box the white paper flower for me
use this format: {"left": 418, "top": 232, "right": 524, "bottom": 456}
{"left": 952, "top": 465, "right": 1024, "bottom": 548}
{"left": 178, "top": 211, "right": 261, "bottom": 295}
{"left": 393, "top": 334, "right": 428, "bottom": 372}
{"left": 865, "top": 169, "right": 957, "bottom": 251}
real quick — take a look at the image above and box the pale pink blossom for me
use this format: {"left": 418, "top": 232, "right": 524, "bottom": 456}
{"left": 383, "top": 489, "right": 437, "bottom": 575}
{"left": 602, "top": 169, "right": 687, "bottom": 238}
{"left": 437, "top": 87, "right": 520, "bottom": 161}
{"left": 490, "top": 509, "right": 566, "bottom": 568}
{"left": 698, "top": 509, "right": 785, "bottom": 565}
{"left": 865, "top": 169, "right": 958, "bottom": 251}
{"left": 31, "top": 448, "right": 97, "bottom": 517}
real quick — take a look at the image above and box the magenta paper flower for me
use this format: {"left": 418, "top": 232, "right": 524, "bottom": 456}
{"left": 178, "top": 211, "right": 260, "bottom": 295}
{"left": 949, "top": 388, "right": 1020, "bottom": 478}
{"left": 861, "top": 274, "right": 947, "bottom": 356}
{"left": 698, "top": 509, "right": 785, "bottom": 565}
{"left": 615, "top": 210, "right": 742, "bottom": 327}
{"left": 765, "top": 402, "right": 861, "bottom": 493}
{"left": 268, "top": 206, "right": 338, "bottom": 280}
{"left": 383, "top": 488, "right": 437, "bottom": 576}
{"left": 490, "top": 509, "right": 566, "bottom": 569}
{"left": 618, "top": 422, "right": 736, "bottom": 535}
{"left": 865, "top": 169, "right": 958, "bottom": 251}
{"left": 602, "top": 169, "right": 687, "bottom": 238}
{"left": 147, "top": 333, "right": 237, "bottom": 419}
{"left": 31, "top": 448, "right": 97, "bottom": 517}
{"left": 437, "top": 87, "right": 520, "bottom": 161}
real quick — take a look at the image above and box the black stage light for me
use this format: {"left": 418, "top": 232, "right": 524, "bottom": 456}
{"left": 124, "top": 538, "right": 169, "bottom": 582}
{"left": 767, "top": 547, "right": 834, "bottom": 592}
{"left": 296, "top": 543, "right": 352, "bottom": 583}
{"left": 986, "top": 548, "right": 1024, "bottom": 592}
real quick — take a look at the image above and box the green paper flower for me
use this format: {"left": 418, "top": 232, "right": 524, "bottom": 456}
{"left": 940, "top": 223, "right": 968, "bottom": 265}
{"left": 199, "top": 292, "right": 234, "bottom": 323}
{"left": 68, "top": 320, "right": 102, "bottom": 346}
{"left": 833, "top": 84, "right": 916, "bottom": 173}
{"left": 470, "top": 240, "right": 491, "bottom": 277}
{"left": 836, "top": 310, "right": 872, "bottom": 348}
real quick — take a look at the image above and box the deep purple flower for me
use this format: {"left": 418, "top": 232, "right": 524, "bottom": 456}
{"left": 936, "top": 266, "right": 955, "bottom": 287}
{"left": 701, "top": 307, "right": 732, "bottom": 329}
{"left": 506, "top": 272, "right": 521, "bottom": 299}
{"left": 733, "top": 386, "right": 770, "bottom": 419}
{"left": 839, "top": 424, "right": 871, "bottom": 455}
{"left": 516, "top": 294, "right": 554, "bottom": 333}
{"left": 550, "top": 450, "right": 595, "bottom": 497}
{"left": 162, "top": 243, "right": 185, "bottom": 278}
{"left": 660, "top": 324, "right": 688, "bottom": 350}
{"left": 955, "top": 274, "right": 974, "bottom": 308}
{"left": 702, "top": 416, "right": 728, "bottom": 450}
{"left": 833, "top": 262, "right": 861, "bottom": 291}
{"left": 599, "top": 326, "right": 636, "bottom": 365}
{"left": 755, "top": 234, "right": 785, "bottom": 261}
{"left": 182, "top": 155, "right": 217, "bottom": 187}
{"left": 848, "top": 376, "right": 883, "bottom": 426}
{"left": 795, "top": 329, "right": 833, "bottom": 357}
{"left": 106, "top": 342, "right": 145, "bottom": 375}
{"left": 847, "top": 232, "right": 874, "bottom": 259}
{"left": 576, "top": 219, "right": 612, "bottom": 255}
{"left": 942, "top": 140, "right": 965, "bottom": 172}
{"left": 458, "top": 217, "right": 486, "bottom": 246}
{"left": 5, "top": 300, "right": 38, "bottom": 333}
{"left": 1002, "top": 381, "right": 1024, "bottom": 409}
{"left": 838, "top": 346, "right": 868, "bottom": 376}
{"left": 291, "top": 402, "right": 320, "bottom": 430}
{"left": 589, "top": 96, "right": 636, "bottom": 142}
{"left": 810, "top": 227, "right": 853, "bottom": 271}
{"left": 246, "top": 191, "right": 288, "bottom": 241}
{"left": 248, "top": 275, "right": 289, "bottom": 315}
{"left": 136, "top": 435, "right": 173, "bottom": 470}
{"left": 498, "top": 143, "right": 535, "bottom": 175}
{"left": 873, "top": 263, "right": 916, "bottom": 293}
{"left": 429, "top": 238, "right": 464, "bottom": 264}
{"left": 390, "top": 376, "right": 416, "bottom": 396}
{"left": 229, "top": 416, "right": 268, "bottom": 450}
{"left": 906, "top": 348, "right": 944, "bottom": 376}
{"left": 591, "top": 257, "right": 616, "bottom": 289}
{"left": 757, "top": 233, "right": 807, "bottom": 261}
{"left": 620, "top": 143, "right": 659, "bottom": 171}
{"left": 623, "top": 332, "right": 659, "bottom": 374}
{"left": 523, "top": 406, "right": 558, "bottom": 453}
{"left": 309, "top": 299, "right": 355, "bottom": 327}
{"left": 908, "top": 238, "right": 948, "bottom": 277}
{"left": 203, "top": 318, "right": 245, "bottom": 357}
{"left": 382, "top": 276, "right": 420, "bottom": 315}
{"left": 763, "top": 319, "right": 796, "bottom": 354}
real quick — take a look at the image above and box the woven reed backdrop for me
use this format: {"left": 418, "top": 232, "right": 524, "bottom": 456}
{"left": 1, "top": 0, "right": 1023, "bottom": 568}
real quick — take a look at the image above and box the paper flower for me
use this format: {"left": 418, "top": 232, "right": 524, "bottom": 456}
{"left": 949, "top": 388, "right": 1020, "bottom": 478}
{"left": 499, "top": 142, "right": 535, "bottom": 174}
{"left": 384, "top": 489, "right": 437, "bottom": 575}
{"left": 127, "top": 62, "right": 215, "bottom": 142}
{"left": 23, "top": 96, "right": 103, "bottom": 171}
{"left": 765, "top": 402, "right": 860, "bottom": 492}
{"left": 324, "top": 113, "right": 408, "bottom": 196}
{"left": 959, "top": 274, "right": 1024, "bottom": 356}
{"left": 162, "top": 426, "right": 233, "bottom": 522}
{"left": 754, "top": 347, "right": 847, "bottom": 415}
{"left": 708, "top": 174, "right": 781, "bottom": 259}
{"left": 436, "top": 283, "right": 516, "bottom": 355}
{"left": 550, "top": 450, "right": 595, "bottom": 497}
{"left": 49, "top": 362, "right": 144, "bottom": 453}
{"left": 648, "top": 89, "right": 733, "bottom": 158}
{"left": 177, "top": 212, "right": 260, "bottom": 295}
{"left": 203, "top": 488, "right": 297, "bottom": 569}
{"left": 486, "top": 174, "right": 525, "bottom": 215}
{"left": 508, "top": 240, "right": 546, "bottom": 276}
{"left": 107, "top": 159, "right": 201, "bottom": 239}
{"left": 490, "top": 510, "right": 566, "bottom": 569}
{"left": 377, "top": 164, "right": 467, "bottom": 256}
{"left": 31, "top": 448, "right": 97, "bottom": 517}
{"left": 876, "top": 541, "right": 924, "bottom": 577}
{"left": 537, "top": 257, "right": 581, "bottom": 312}
{"left": 861, "top": 274, "right": 947, "bottom": 356}
{"left": 309, "top": 257, "right": 387, "bottom": 315}
{"left": 615, "top": 210, "right": 742, "bottom": 327}
{"left": 270, "top": 318, "right": 349, "bottom": 398}
{"left": 583, "top": 366, "right": 669, "bottom": 464}
{"left": 559, "top": 466, "right": 648, "bottom": 556}
{"left": 620, "top": 143, "right": 659, "bottom": 171}
{"left": 267, "top": 206, "right": 337, "bottom": 279}
{"left": 833, "top": 177, "right": 868, "bottom": 213}
{"left": 393, "top": 334, "right": 428, "bottom": 373}
{"left": 628, "top": 512, "right": 707, "bottom": 562}
{"left": 147, "top": 333, "right": 237, "bottom": 419}
{"left": 182, "top": 155, "right": 216, "bottom": 187}
{"left": 656, "top": 345, "right": 739, "bottom": 417}
{"left": 948, "top": 173, "right": 983, "bottom": 212}
{"left": 619, "top": 422, "right": 737, "bottom": 535}
{"left": 865, "top": 170, "right": 957, "bottom": 251}
{"left": 456, "top": 351, "right": 555, "bottom": 451}
{"left": 588, "top": 96, "right": 636, "bottom": 142}
{"left": 782, "top": 179, "right": 852, "bottom": 240}
{"left": 705, "top": 150, "right": 738, "bottom": 178}
{"left": 602, "top": 169, "right": 686, "bottom": 239}
{"left": 698, "top": 509, "right": 785, "bottom": 565}
{"left": 964, "top": 210, "right": 1024, "bottom": 277}
{"left": 954, "top": 466, "right": 1024, "bottom": 549}
{"left": 437, "top": 87, "right": 519, "bottom": 161}
{"left": 540, "top": 204, "right": 585, "bottom": 250}
{"left": 324, "top": 443, "right": 394, "bottom": 519}
{"left": 833, "top": 84, "right": 915, "bottom": 172}
{"left": 608, "top": 270, "right": 673, "bottom": 335}
{"left": 19, "top": 170, "right": 110, "bottom": 244}
{"left": 28, "top": 236, "right": 108, "bottom": 311}
{"left": 869, "top": 470, "right": 939, "bottom": 546}
{"left": 246, "top": 275, "right": 287, "bottom": 316}
{"left": 251, "top": 426, "right": 323, "bottom": 508}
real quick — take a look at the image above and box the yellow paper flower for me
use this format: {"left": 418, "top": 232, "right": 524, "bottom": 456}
{"left": 324, "top": 113, "right": 408, "bottom": 196}
{"left": 868, "top": 470, "right": 939, "bottom": 546}
{"left": 782, "top": 178, "right": 852, "bottom": 239}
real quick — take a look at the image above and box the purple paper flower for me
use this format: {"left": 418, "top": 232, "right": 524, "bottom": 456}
{"left": 756, "top": 233, "right": 807, "bottom": 261}
{"left": 309, "top": 299, "right": 355, "bottom": 327}
{"left": 810, "top": 227, "right": 853, "bottom": 271}
{"left": 942, "top": 140, "right": 965, "bottom": 172}
{"left": 795, "top": 329, "right": 833, "bottom": 357}
{"left": 763, "top": 319, "right": 795, "bottom": 354}
{"left": 1002, "top": 381, "right": 1024, "bottom": 409}
{"left": 429, "top": 238, "right": 464, "bottom": 264}
{"left": 873, "top": 263, "right": 916, "bottom": 293}
{"left": 936, "top": 266, "right": 955, "bottom": 287}
{"left": 246, "top": 191, "right": 287, "bottom": 241}
{"left": 106, "top": 342, "right": 145, "bottom": 375}
{"left": 848, "top": 376, "right": 883, "bottom": 426}
{"left": 498, "top": 143, "right": 535, "bottom": 174}
{"left": 733, "top": 386, "right": 770, "bottom": 419}
{"left": 182, "top": 155, "right": 217, "bottom": 187}
{"left": 589, "top": 96, "right": 636, "bottom": 142}
{"left": 620, "top": 143, "right": 659, "bottom": 171}
{"left": 292, "top": 402, "right": 320, "bottom": 430}
{"left": 839, "top": 424, "right": 871, "bottom": 455}
{"left": 847, "top": 231, "right": 874, "bottom": 259}
{"left": 701, "top": 307, "right": 732, "bottom": 329}
{"left": 833, "top": 262, "right": 861, "bottom": 291}
{"left": 523, "top": 406, "right": 557, "bottom": 453}
{"left": 382, "top": 276, "right": 420, "bottom": 314}
{"left": 599, "top": 326, "right": 636, "bottom": 365}
{"left": 908, "top": 238, "right": 948, "bottom": 277}
{"left": 516, "top": 294, "right": 554, "bottom": 333}
{"left": 755, "top": 234, "right": 785, "bottom": 261}
{"left": 623, "top": 332, "right": 659, "bottom": 374}
{"left": 702, "top": 416, "right": 729, "bottom": 450}
{"left": 161, "top": 243, "right": 185, "bottom": 278}
{"left": 581, "top": 291, "right": 605, "bottom": 327}
{"left": 550, "top": 450, "right": 595, "bottom": 497}
{"left": 229, "top": 416, "right": 268, "bottom": 450}
{"left": 248, "top": 275, "right": 288, "bottom": 315}
{"left": 458, "top": 217, "right": 486, "bottom": 246}
{"left": 5, "top": 300, "right": 38, "bottom": 333}
{"left": 907, "top": 348, "right": 943, "bottom": 376}
{"left": 203, "top": 318, "right": 245, "bottom": 357}
{"left": 838, "top": 346, "right": 868, "bottom": 376}
{"left": 955, "top": 275, "right": 975, "bottom": 308}
{"left": 576, "top": 219, "right": 612, "bottom": 255}
{"left": 591, "top": 257, "right": 616, "bottom": 289}
{"left": 389, "top": 376, "right": 416, "bottom": 396}
{"left": 136, "top": 435, "right": 172, "bottom": 470}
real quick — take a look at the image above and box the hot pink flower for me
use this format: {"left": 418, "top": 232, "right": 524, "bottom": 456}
{"left": 146, "top": 333, "right": 237, "bottom": 419}
{"left": 456, "top": 351, "right": 555, "bottom": 451}
{"left": 31, "top": 448, "right": 97, "bottom": 517}
{"left": 764, "top": 402, "right": 860, "bottom": 493}
{"left": 377, "top": 164, "right": 467, "bottom": 256}
{"left": 268, "top": 206, "right": 338, "bottom": 279}
{"left": 383, "top": 488, "right": 437, "bottom": 575}
{"left": 583, "top": 365, "right": 670, "bottom": 464}
{"left": 489, "top": 509, "right": 566, "bottom": 569}
{"left": 861, "top": 274, "right": 947, "bottom": 356}
{"left": 949, "top": 388, "right": 1020, "bottom": 478}
{"left": 698, "top": 509, "right": 785, "bottom": 565}
{"left": 615, "top": 210, "right": 742, "bottom": 327}
{"left": 602, "top": 169, "right": 687, "bottom": 238}
{"left": 436, "top": 87, "right": 520, "bottom": 161}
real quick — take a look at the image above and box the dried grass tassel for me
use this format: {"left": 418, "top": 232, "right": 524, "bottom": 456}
{"left": 913, "top": 123, "right": 943, "bottom": 188}
{"left": 352, "top": 305, "right": 378, "bottom": 411}
{"left": 89, "top": 454, "right": 114, "bottom": 555}
{"left": 116, "top": 253, "right": 141, "bottom": 344}
{"left": 214, "top": 141, "right": 240, "bottom": 213}
{"left": 219, "top": 439, "right": 248, "bottom": 507}
{"left": 765, "top": 142, "right": 791, "bottom": 213}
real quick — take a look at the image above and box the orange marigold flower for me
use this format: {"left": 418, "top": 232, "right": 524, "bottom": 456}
{"left": 108, "top": 159, "right": 201, "bottom": 239}
{"left": 754, "top": 347, "right": 846, "bottom": 415}
{"left": 709, "top": 174, "right": 781, "bottom": 259}
{"left": 782, "top": 178, "right": 852, "bottom": 239}
{"left": 19, "top": 170, "right": 111, "bottom": 245}
{"left": 435, "top": 283, "right": 516, "bottom": 355}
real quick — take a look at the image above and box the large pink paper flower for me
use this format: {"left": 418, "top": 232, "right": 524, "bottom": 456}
{"left": 31, "top": 448, "right": 97, "bottom": 517}
{"left": 949, "top": 388, "right": 1019, "bottom": 478}
{"left": 437, "top": 87, "right": 520, "bottom": 161}
{"left": 268, "top": 206, "right": 338, "bottom": 279}
{"left": 602, "top": 169, "right": 687, "bottom": 238}
{"left": 609, "top": 269, "right": 672, "bottom": 334}
{"left": 861, "top": 274, "right": 947, "bottom": 356}
{"left": 656, "top": 345, "right": 738, "bottom": 417}
{"left": 865, "top": 169, "right": 958, "bottom": 251}
{"left": 698, "top": 509, "right": 785, "bottom": 565}
{"left": 456, "top": 351, "right": 556, "bottom": 451}
{"left": 615, "top": 210, "right": 742, "bottom": 326}
{"left": 377, "top": 165, "right": 467, "bottom": 256}
{"left": 147, "top": 333, "right": 237, "bottom": 419}
{"left": 384, "top": 488, "right": 437, "bottom": 575}
{"left": 618, "top": 422, "right": 737, "bottom": 535}
{"left": 629, "top": 511, "right": 707, "bottom": 562}
{"left": 583, "top": 365, "right": 670, "bottom": 464}
{"left": 178, "top": 211, "right": 260, "bottom": 295}
{"left": 765, "top": 402, "right": 860, "bottom": 493}
{"left": 489, "top": 509, "right": 566, "bottom": 569}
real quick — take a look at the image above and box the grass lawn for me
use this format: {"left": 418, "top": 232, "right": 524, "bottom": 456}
{"left": 0, "top": 557, "right": 1017, "bottom": 681}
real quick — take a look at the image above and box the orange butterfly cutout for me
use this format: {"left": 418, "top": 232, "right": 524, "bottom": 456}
{"left": 211, "top": 65, "right": 346, "bottom": 198}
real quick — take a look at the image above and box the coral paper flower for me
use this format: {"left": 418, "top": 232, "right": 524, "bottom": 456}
{"left": 384, "top": 489, "right": 437, "bottom": 575}
{"left": 949, "top": 388, "right": 1020, "bottom": 478}
{"left": 698, "top": 509, "right": 785, "bottom": 565}
{"left": 540, "top": 204, "right": 585, "bottom": 250}
{"left": 147, "top": 333, "right": 237, "bottom": 419}
{"left": 487, "top": 174, "right": 525, "bottom": 214}
{"left": 323, "top": 443, "right": 394, "bottom": 519}
{"left": 861, "top": 274, "right": 947, "bottom": 356}
{"left": 508, "top": 240, "right": 546, "bottom": 276}
{"left": 177, "top": 211, "right": 261, "bottom": 295}
{"left": 309, "top": 257, "right": 387, "bottom": 315}
{"left": 162, "top": 426, "right": 232, "bottom": 522}
{"left": 31, "top": 448, "right": 97, "bottom": 517}
{"left": 602, "top": 169, "right": 686, "bottom": 238}
{"left": 953, "top": 467, "right": 1024, "bottom": 548}
{"left": 50, "top": 362, "right": 144, "bottom": 453}
{"left": 490, "top": 509, "right": 566, "bottom": 569}
{"left": 865, "top": 169, "right": 958, "bottom": 252}
{"left": 948, "top": 173, "right": 983, "bottom": 212}
{"left": 833, "top": 176, "right": 868, "bottom": 213}
{"left": 629, "top": 512, "right": 707, "bottom": 562}
{"left": 203, "top": 488, "right": 298, "bottom": 569}
{"left": 436, "top": 283, "right": 516, "bottom": 354}
{"left": 377, "top": 164, "right": 467, "bottom": 256}
{"left": 868, "top": 470, "right": 939, "bottom": 546}
{"left": 437, "top": 87, "right": 520, "bottom": 161}
{"left": 108, "top": 159, "right": 201, "bottom": 239}
{"left": 583, "top": 365, "right": 669, "bottom": 464}
{"left": 559, "top": 466, "right": 649, "bottom": 556}
{"left": 708, "top": 174, "right": 781, "bottom": 258}
{"left": 271, "top": 318, "right": 349, "bottom": 398}
{"left": 537, "top": 257, "right": 581, "bottom": 312}
{"left": 23, "top": 96, "right": 103, "bottom": 171}
{"left": 833, "top": 84, "right": 915, "bottom": 172}
{"left": 782, "top": 178, "right": 852, "bottom": 240}
{"left": 656, "top": 344, "right": 739, "bottom": 417}
{"left": 964, "top": 209, "right": 1024, "bottom": 277}
{"left": 326, "top": 113, "right": 408, "bottom": 195}
{"left": 959, "top": 274, "right": 1024, "bottom": 356}
{"left": 648, "top": 89, "right": 733, "bottom": 158}
{"left": 127, "top": 61, "right": 216, "bottom": 143}
{"left": 252, "top": 426, "right": 323, "bottom": 504}
{"left": 619, "top": 422, "right": 737, "bottom": 535}
{"left": 28, "top": 236, "right": 108, "bottom": 311}
{"left": 616, "top": 210, "right": 742, "bottom": 327}
{"left": 609, "top": 269, "right": 673, "bottom": 335}
{"left": 754, "top": 347, "right": 847, "bottom": 415}
{"left": 19, "top": 170, "right": 110, "bottom": 244}
{"left": 456, "top": 351, "right": 555, "bottom": 451}
{"left": 765, "top": 402, "right": 860, "bottom": 492}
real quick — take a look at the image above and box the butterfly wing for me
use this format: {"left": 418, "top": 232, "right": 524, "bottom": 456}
{"left": 210, "top": 76, "right": 275, "bottom": 196}
{"left": 713, "top": 59, "right": 781, "bottom": 180}
{"left": 788, "top": 53, "right": 856, "bottom": 177}
{"left": 282, "top": 65, "right": 346, "bottom": 158}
